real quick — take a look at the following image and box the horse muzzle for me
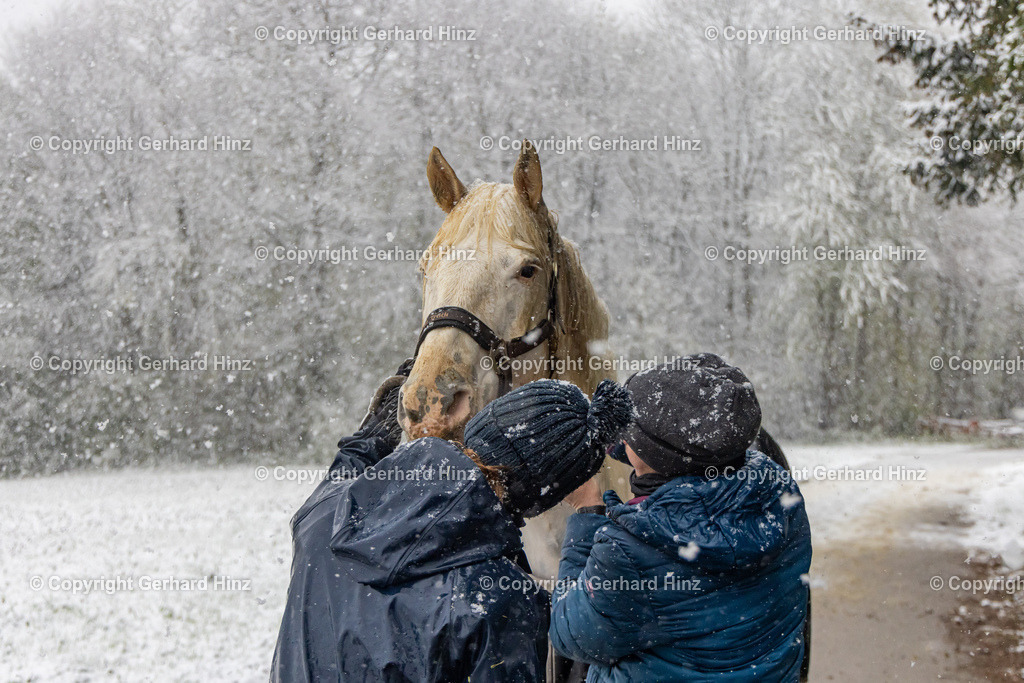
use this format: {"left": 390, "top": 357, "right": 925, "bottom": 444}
{"left": 398, "top": 369, "right": 475, "bottom": 440}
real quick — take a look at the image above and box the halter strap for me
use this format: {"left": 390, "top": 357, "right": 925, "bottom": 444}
{"left": 413, "top": 306, "right": 555, "bottom": 361}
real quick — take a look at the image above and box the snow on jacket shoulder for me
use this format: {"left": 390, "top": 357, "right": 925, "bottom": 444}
{"left": 550, "top": 451, "right": 811, "bottom": 683}
{"left": 272, "top": 436, "right": 550, "bottom": 683}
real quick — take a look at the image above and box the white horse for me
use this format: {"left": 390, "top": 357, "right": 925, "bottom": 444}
{"left": 399, "top": 141, "right": 630, "bottom": 578}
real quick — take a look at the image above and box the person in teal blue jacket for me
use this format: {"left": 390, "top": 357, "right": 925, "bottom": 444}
{"left": 551, "top": 354, "right": 812, "bottom": 682}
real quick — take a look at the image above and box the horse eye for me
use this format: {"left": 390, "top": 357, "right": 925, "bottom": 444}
{"left": 519, "top": 265, "right": 538, "bottom": 279}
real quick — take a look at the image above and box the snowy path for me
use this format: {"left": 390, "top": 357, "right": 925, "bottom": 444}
{"left": 1, "top": 444, "right": 1022, "bottom": 681}
{"left": 791, "top": 443, "right": 1024, "bottom": 561}
{"left": 789, "top": 443, "right": 1024, "bottom": 681}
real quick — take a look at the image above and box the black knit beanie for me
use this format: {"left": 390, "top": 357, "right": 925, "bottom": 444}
{"left": 622, "top": 353, "right": 761, "bottom": 477}
{"left": 464, "top": 379, "right": 633, "bottom": 517}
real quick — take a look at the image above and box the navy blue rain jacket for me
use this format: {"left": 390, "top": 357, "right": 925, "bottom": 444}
{"left": 550, "top": 451, "right": 811, "bottom": 682}
{"left": 271, "top": 435, "right": 550, "bottom": 682}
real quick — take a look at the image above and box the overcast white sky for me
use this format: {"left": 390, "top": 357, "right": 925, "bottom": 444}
{"left": 0, "top": 0, "right": 68, "bottom": 37}
{"left": 0, "top": 0, "right": 648, "bottom": 41}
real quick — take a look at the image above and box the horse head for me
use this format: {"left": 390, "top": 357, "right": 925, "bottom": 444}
{"left": 400, "top": 141, "right": 611, "bottom": 441}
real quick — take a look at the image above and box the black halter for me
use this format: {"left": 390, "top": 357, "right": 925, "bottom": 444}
{"left": 413, "top": 212, "right": 560, "bottom": 396}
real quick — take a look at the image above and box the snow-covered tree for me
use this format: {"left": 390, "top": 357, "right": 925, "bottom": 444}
{"left": 866, "top": 0, "right": 1024, "bottom": 204}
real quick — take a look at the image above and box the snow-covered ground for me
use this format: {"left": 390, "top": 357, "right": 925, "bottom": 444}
{"left": 787, "top": 443, "right": 1024, "bottom": 567}
{"left": 0, "top": 466, "right": 309, "bottom": 683}
{"left": 1, "top": 443, "right": 1022, "bottom": 681}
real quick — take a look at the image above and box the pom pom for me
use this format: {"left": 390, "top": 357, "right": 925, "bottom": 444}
{"left": 586, "top": 379, "right": 634, "bottom": 447}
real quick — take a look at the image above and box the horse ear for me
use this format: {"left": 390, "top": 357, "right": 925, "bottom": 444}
{"left": 427, "top": 147, "right": 467, "bottom": 213}
{"left": 513, "top": 140, "right": 543, "bottom": 212}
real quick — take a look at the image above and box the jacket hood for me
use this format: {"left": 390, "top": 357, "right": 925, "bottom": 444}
{"left": 330, "top": 437, "right": 523, "bottom": 587}
{"left": 605, "top": 451, "right": 799, "bottom": 572}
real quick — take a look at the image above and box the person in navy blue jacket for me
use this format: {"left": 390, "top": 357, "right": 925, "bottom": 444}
{"left": 271, "top": 362, "right": 633, "bottom": 683}
{"left": 551, "top": 354, "right": 812, "bottom": 682}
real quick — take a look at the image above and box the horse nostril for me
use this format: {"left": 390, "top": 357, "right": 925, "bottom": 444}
{"left": 444, "top": 389, "right": 472, "bottom": 424}
{"left": 400, "top": 396, "right": 422, "bottom": 425}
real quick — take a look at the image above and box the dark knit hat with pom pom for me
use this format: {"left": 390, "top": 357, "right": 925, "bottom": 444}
{"left": 464, "top": 379, "right": 633, "bottom": 518}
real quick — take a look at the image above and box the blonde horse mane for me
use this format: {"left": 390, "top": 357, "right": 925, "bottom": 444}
{"left": 419, "top": 181, "right": 611, "bottom": 395}
{"left": 552, "top": 237, "right": 611, "bottom": 394}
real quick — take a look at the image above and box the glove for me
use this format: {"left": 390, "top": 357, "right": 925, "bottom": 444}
{"left": 355, "top": 359, "right": 415, "bottom": 447}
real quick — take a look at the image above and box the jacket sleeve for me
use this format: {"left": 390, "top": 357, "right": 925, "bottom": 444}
{"left": 329, "top": 434, "right": 394, "bottom": 474}
{"left": 289, "top": 435, "right": 395, "bottom": 529}
{"left": 555, "top": 511, "right": 606, "bottom": 586}
{"left": 549, "top": 516, "right": 658, "bottom": 666}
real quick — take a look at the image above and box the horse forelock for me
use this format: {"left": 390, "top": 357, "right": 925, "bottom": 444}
{"left": 420, "top": 182, "right": 552, "bottom": 275}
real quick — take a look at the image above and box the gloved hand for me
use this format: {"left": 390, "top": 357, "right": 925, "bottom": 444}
{"left": 355, "top": 359, "right": 415, "bottom": 447}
